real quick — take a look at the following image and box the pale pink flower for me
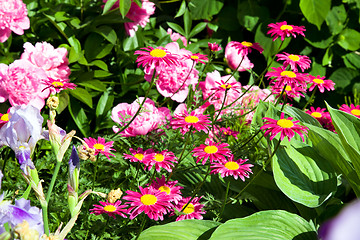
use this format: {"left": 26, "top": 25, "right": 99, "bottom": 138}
{"left": 225, "top": 41, "right": 254, "bottom": 71}
{"left": 167, "top": 28, "right": 187, "bottom": 46}
{"left": 0, "top": 0, "right": 30, "bottom": 42}
{"left": 124, "top": 0, "right": 155, "bottom": 37}
{"left": 111, "top": 98, "right": 168, "bottom": 137}
{"left": 0, "top": 60, "right": 48, "bottom": 109}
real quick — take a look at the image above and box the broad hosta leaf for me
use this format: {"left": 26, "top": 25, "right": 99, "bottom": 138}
{"left": 283, "top": 105, "right": 322, "bottom": 127}
{"left": 189, "top": 0, "right": 224, "bottom": 20}
{"left": 209, "top": 210, "right": 317, "bottom": 240}
{"left": 138, "top": 220, "right": 221, "bottom": 240}
{"left": 273, "top": 140, "right": 336, "bottom": 207}
{"left": 300, "top": 0, "right": 331, "bottom": 30}
{"left": 337, "top": 28, "right": 360, "bottom": 51}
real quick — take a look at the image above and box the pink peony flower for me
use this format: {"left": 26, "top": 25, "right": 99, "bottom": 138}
{"left": 225, "top": 42, "right": 254, "bottom": 71}
{"left": 167, "top": 28, "right": 187, "bottom": 46}
{"left": 0, "top": 0, "right": 30, "bottom": 42}
{"left": 111, "top": 98, "right": 168, "bottom": 137}
{"left": 0, "top": 59, "right": 48, "bottom": 109}
{"left": 124, "top": 0, "right": 155, "bottom": 37}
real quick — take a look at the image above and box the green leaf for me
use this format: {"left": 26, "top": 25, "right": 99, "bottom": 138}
{"left": 343, "top": 52, "right": 360, "bottom": 69}
{"left": 209, "top": 210, "right": 317, "bottom": 239}
{"left": 77, "top": 80, "right": 107, "bottom": 92}
{"left": 119, "top": 0, "right": 131, "bottom": 17}
{"left": 329, "top": 67, "right": 359, "bottom": 90}
{"left": 167, "top": 22, "right": 185, "bottom": 36}
{"left": 138, "top": 220, "right": 221, "bottom": 240}
{"left": 96, "top": 91, "right": 114, "bottom": 117}
{"left": 322, "top": 47, "right": 333, "bottom": 66}
{"left": 94, "top": 26, "right": 117, "bottom": 45}
{"left": 272, "top": 140, "right": 337, "bottom": 207}
{"left": 325, "top": 5, "right": 347, "bottom": 35}
{"left": 283, "top": 105, "right": 322, "bottom": 127}
{"left": 189, "top": 0, "right": 224, "bottom": 20}
{"left": 68, "top": 99, "right": 91, "bottom": 137}
{"left": 299, "top": 0, "right": 331, "bottom": 30}
{"left": 89, "top": 60, "right": 108, "bottom": 71}
{"left": 175, "top": 0, "right": 187, "bottom": 18}
{"left": 183, "top": 8, "right": 192, "bottom": 38}
{"left": 337, "top": 28, "right": 360, "bottom": 51}
{"left": 103, "top": 0, "right": 118, "bottom": 14}
{"left": 69, "top": 87, "right": 93, "bottom": 108}
{"left": 237, "top": 1, "right": 269, "bottom": 32}
{"left": 188, "top": 22, "right": 207, "bottom": 39}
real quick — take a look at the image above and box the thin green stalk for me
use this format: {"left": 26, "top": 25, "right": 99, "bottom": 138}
{"left": 41, "top": 202, "right": 50, "bottom": 236}
{"left": 219, "top": 180, "right": 231, "bottom": 220}
{"left": 303, "top": 88, "right": 317, "bottom": 110}
{"left": 135, "top": 213, "right": 147, "bottom": 240}
{"left": 92, "top": 156, "right": 99, "bottom": 190}
{"left": 45, "top": 160, "right": 62, "bottom": 203}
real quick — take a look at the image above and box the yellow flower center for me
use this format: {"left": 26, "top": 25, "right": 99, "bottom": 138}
{"left": 19, "top": 146, "right": 26, "bottom": 150}
{"left": 224, "top": 161, "right": 240, "bottom": 170}
{"left": 288, "top": 54, "right": 300, "bottom": 61}
{"left": 140, "top": 194, "right": 157, "bottom": 205}
{"left": 285, "top": 85, "right": 292, "bottom": 91}
{"left": 0, "top": 113, "right": 9, "bottom": 122}
{"left": 191, "top": 55, "right": 199, "bottom": 60}
{"left": 103, "top": 205, "right": 117, "bottom": 212}
{"left": 204, "top": 145, "right": 218, "bottom": 154}
{"left": 185, "top": 116, "right": 199, "bottom": 123}
{"left": 313, "top": 78, "right": 324, "bottom": 84}
{"left": 150, "top": 49, "right": 167, "bottom": 58}
{"left": 281, "top": 71, "right": 296, "bottom": 78}
{"left": 182, "top": 203, "right": 195, "bottom": 214}
{"left": 134, "top": 153, "right": 144, "bottom": 161}
{"left": 93, "top": 143, "right": 104, "bottom": 151}
{"left": 158, "top": 186, "right": 171, "bottom": 195}
{"left": 51, "top": 81, "right": 64, "bottom": 87}
{"left": 311, "top": 112, "right": 322, "bottom": 118}
{"left": 280, "top": 25, "right": 293, "bottom": 31}
{"left": 277, "top": 119, "right": 294, "bottom": 128}
{"left": 351, "top": 109, "right": 360, "bottom": 116}
{"left": 220, "top": 84, "right": 232, "bottom": 89}
{"left": 154, "top": 154, "right": 165, "bottom": 162}
{"left": 241, "top": 41, "right": 253, "bottom": 47}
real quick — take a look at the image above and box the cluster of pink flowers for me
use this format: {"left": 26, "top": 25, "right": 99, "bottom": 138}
{"left": 167, "top": 28, "right": 188, "bottom": 46}
{"left": 306, "top": 107, "right": 334, "bottom": 132}
{"left": 0, "top": 0, "right": 29, "bottom": 43}
{"left": 0, "top": 42, "right": 73, "bottom": 109}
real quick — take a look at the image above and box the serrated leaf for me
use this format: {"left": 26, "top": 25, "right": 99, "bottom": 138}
{"left": 209, "top": 210, "right": 317, "bottom": 240}
{"left": 300, "top": 0, "right": 331, "bottom": 30}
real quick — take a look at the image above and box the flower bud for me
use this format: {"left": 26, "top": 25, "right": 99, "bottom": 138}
{"left": 107, "top": 188, "right": 123, "bottom": 203}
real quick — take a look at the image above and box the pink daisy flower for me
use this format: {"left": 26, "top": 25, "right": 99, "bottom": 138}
{"left": 208, "top": 42, "right": 222, "bottom": 52}
{"left": 171, "top": 110, "right": 211, "bottom": 134}
{"left": 0, "top": 108, "right": 10, "bottom": 128}
{"left": 188, "top": 53, "right": 208, "bottom": 64}
{"left": 276, "top": 52, "right": 311, "bottom": 72}
{"left": 144, "top": 149, "right": 178, "bottom": 172}
{"left": 306, "top": 107, "right": 328, "bottom": 122}
{"left": 339, "top": 104, "right": 360, "bottom": 118}
{"left": 228, "top": 41, "right": 263, "bottom": 55}
{"left": 306, "top": 75, "right": 335, "bottom": 93}
{"left": 210, "top": 155, "right": 253, "bottom": 181}
{"left": 218, "top": 127, "right": 239, "bottom": 139}
{"left": 83, "top": 137, "right": 115, "bottom": 160}
{"left": 267, "top": 21, "right": 306, "bottom": 41}
{"left": 266, "top": 66, "right": 307, "bottom": 89}
{"left": 173, "top": 196, "right": 206, "bottom": 221}
{"left": 261, "top": 112, "right": 308, "bottom": 142}
{"left": 210, "top": 79, "right": 242, "bottom": 93}
{"left": 134, "top": 46, "right": 179, "bottom": 72}
{"left": 89, "top": 200, "right": 128, "bottom": 219}
{"left": 271, "top": 84, "right": 306, "bottom": 101}
{"left": 150, "top": 175, "right": 183, "bottom": 204}
{"left": 123, "top": 147, "right": 154, "bottom": 166}
{"left": 42, "top": 78, "right": 76, "bottom": 94}
{"left": 192, "top": 138, "right": 232, "bottom": 165}
{"left": 124, "top": 186, "right": 172, "bottom": 220}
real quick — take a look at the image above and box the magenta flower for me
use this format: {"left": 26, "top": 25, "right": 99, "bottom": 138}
{"left": 171, "top": 109, "right": 211, "bottom": 134}
{"left": 228, "top": 41, "right": 263, "bottom": 55}
{"left": 276, "top": 52, "right": 311, "bottom": 72}
{"left": 144, "top": 149, "right": 178, "bottom": 172}
{"left": 188, "top": 53, "right": 208, "bottom": 64}
{"left": 0, "top": 0, "right": 30, "bottom": 43}
{"left": 90, "top": 200, "right": 128, "bottom": 219}
{"left": 42, "top": 78, "right": 76, "bottom": 94}
{"left": 134, "top": 46, "right": 179, "bottom": 72}
{"left": 167, "top": 28, "right": 188, "bottom": 46}
{"left": 225, "top": 42, "right": 254, "bottom": 71}
{"left": 271, "top": 84, "right": 306, "bottom": 101}
{"left": 192, "top": 138, "right": 232, "bottom": 165}
{"left": 123, "top": 148, "right": 155, "bottom": 166}
{"left": 0, "top": 108, "right": 10, "bottom": 128}
{"left": 124, "top": 0, "right": 155, "bottom": 37}
{"left": 173, "top": 196, "right": 206, "bottom": 221}
{"left": 265, "top": 66, "right": 307, "bottom": 89}
{"left": 210, "top": 155, "right": 253, "bottom": 181}
{"left": 339, "top": 104, "right": 360, "bottom": 118}
{"left": 218, "top": 127, "right": 239, "bottom": 139}
{"left": 267, "top": 21, "right": 306, "bottom": 41}
{"left": 261, "top": 112, "right": 308, "bottom": 142}
{"left": 123, "top": 186, "right": 172, "bottom": 220}
{"left": 83, "top": 137, "right": 115, "bottom": 160}
{"left": 208, "top": 42, "right": 222, "bottom": 52}
{"left": 150, "top": 175, "right": 183, "bottom": 204}
{"left": 306, "top": 75, "right": 335, "bottom": 93}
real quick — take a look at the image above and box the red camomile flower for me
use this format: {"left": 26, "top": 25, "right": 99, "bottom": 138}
{"left": 144, "top": 149, "right": 178, "bottom": 172}
{"left": 123, "top": 147, "right": 155, "bottom": 166}
{"left": 261, "top": 112, "right": 308, "bottom": 142}
{"left": 276, "top": 52, "right": 311, "bottom": 72}
{"left": 89, "top": 200, "right": 128, "bottom": 219}
{"left": 150, "top": 175, "right": 183, "bottom": 204}
{"left": 271, "top": 84, "right": 306, "bottom": 101}
{"left": 124, "top": 186, "right": 172, "bottom": 221}
{"left": 192, "top": 138, "right": 232, "bottom": 165}
{"left": 173, "top": 196, "right": 206, "bottom": 221}
{"left": 188, "top": 53, "right": 208, "bottom": 64}
{"left": 267, "top": 21, "right": 306, "bottom": 41}
{"left": 42, "top": 78, "right": 76, "bottom": 94}
{"left": 339, "top": 104, "right": 360, "bottom": 118}
{"left": 83, "top": 137, "right": 115, "bottom": 160}
{"left": 266, "top": 66, "right": 307, "bottom": 89}
{"left": 210, "top": 155, "right": 253, "bottom": 181}
{"left": 229, "top": 41, "right": 263, "bottom": 55}
{"left": 208, "top": 42, "right": 222, "bottom": 52}
{"left": 134, "top": 46, "right": 179, "bottom": 71}
{"left": 171, "top": 110, "right": 211, "bottom": 134}
{"left": 306, "top": 75, "right": 335, "bottom": 93}
{"left": 306, "top": 107, "right": 328, "bottom": 122}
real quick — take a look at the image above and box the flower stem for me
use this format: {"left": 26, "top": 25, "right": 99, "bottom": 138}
{"left": 135, "top": 213, "right": 147, "bottom": 240}
{"left": 41, "top": 202, "right": 50, "bottom": 235}
{"left": 46, "top": 160, "right": 62, "bottom": 203}
{"left": 219, "top": 179, "right": 231, "bottom": 220}
{"left": 302, "top": 88, "right": 317, "bottom": 110}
